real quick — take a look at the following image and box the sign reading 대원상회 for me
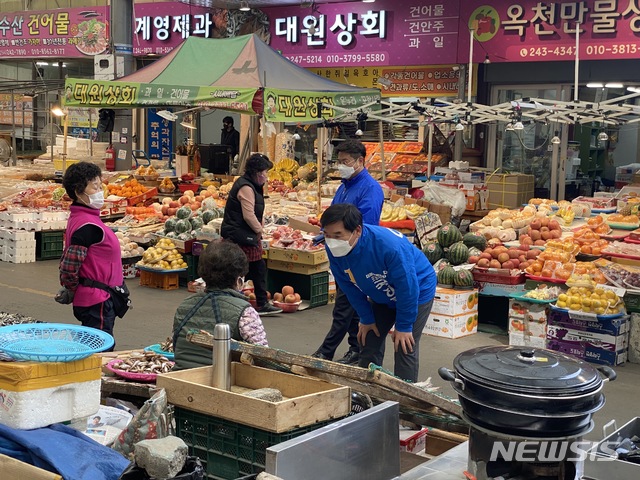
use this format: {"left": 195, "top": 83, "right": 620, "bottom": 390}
{"left": 459, "top": 1, "right": 640, "bottom": 63}
{"left": 264, "top": 1, "right": 459, "bottom": 67}
{"left": 0, "top": 7, "right": 109, "bottom": 58}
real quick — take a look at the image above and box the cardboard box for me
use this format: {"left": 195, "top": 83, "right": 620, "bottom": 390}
{"left": 423, "top": 312, "right": 478, "bottom": 339}
{"left": 414, "top": 212, "right": 442, "bottom": 248}
{"left": 156, "top": 363, "right": 350, "bottom": 433}
{"left": 509, "top": 332, "right": 547, "bottom": 349}
{"left": 546, "top": 338, "right": 627, "bottom": 366}
{"left": 547, "top": 309, "right": 629, "bottom": 336}
{"left": 486, "top": 173, "right": 535, "bottom": 209}
{"left": 267, "top": 259, "right": 329, "bottom": 275}
{"left": 268, "top": 246, "right": 328, "bottom": 265}
{"left": 0, "top": 455, "right": 62, "bottom": 479}
{"left": 419, "top": 199, "right": 452, "bottom": 224}
{"left": 432, "top": 287, "right": 479, "bottom": 316}
{"left": 547, "top": 324, "right": 628, "bottom": 352}
{"left": 287, "top": 217, "right": 321, "bottom": 235}
{"left": 458, "top": 182, "right": 488, "bottom": 211}
{"left": 399, "top": 428, "right": 428, "bottom": 454}
{"left": 508, "top": 299, "right": 548, "bottom": 338}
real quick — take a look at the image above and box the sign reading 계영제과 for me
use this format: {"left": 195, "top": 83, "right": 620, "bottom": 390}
{"left": 459, "top": 0, "right": 640, "bottom": 63}
{"left": 0, "top": 6, "right": 109, "bottom": 58}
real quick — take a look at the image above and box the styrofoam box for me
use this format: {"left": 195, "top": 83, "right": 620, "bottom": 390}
{"left": 0, "top": 229, "right": 35, "bottom": 241}
{"left": 431, "top": 287, "right": 479, "bottom": 316}
{"left": 0, "top": 357, "right": 101, "bottom": 429}
{"left": 424, "top": 312, "right": 478, "bottom": 339}
{"left": 509, "top": 332, "right": 547, "bottom": 349}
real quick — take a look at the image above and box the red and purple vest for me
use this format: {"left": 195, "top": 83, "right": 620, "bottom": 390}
{"left": 65, "top": 205, "right": 123, "bottom": 307}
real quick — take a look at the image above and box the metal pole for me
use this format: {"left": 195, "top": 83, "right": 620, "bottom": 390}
{"left": 467, "top": 28, "right": 474, "bottom": 104}
{"left": 50, "top": 107, "right": 54, "bottom": 163}
{"left": 10, "top": 89, "right": 17, "bottom": 165}
{"left": 550, "top": 140, "right": 558, "bottom": 200}
{"left": 62, "top": 113, "right": 69, "bottom": 173}
{"left": 89, "top": 108, "right": 93, "bottom": 156}
{"left": 21, "top": 100, "right": 25, "bottom": 153}
{"left": 316, "top": 126, "right": 326, "bottom": 215}
{"left": 379, "top": 119, "right": 386, "bottom": 182}
{"left": 427, "top": 122, "right": 434, "bottom": 178}
{"left": 574, "top": 25, "right": 580, "bottom": 102}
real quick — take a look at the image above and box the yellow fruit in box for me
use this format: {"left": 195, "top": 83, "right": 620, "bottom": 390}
{"left": 557, "top": 301, "right": 567, "bottom": 309}
{"left": 558, "top": 294, "right": 568, "bottom": 303}
{"left": 595, "top": 307, "right": 606, "bottom": 315}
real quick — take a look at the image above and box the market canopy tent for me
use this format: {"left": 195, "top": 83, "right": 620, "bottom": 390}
{"left": 62, "top": 34, "right": 380, "bottom": 122}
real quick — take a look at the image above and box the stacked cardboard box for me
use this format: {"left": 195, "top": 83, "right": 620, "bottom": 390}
{"left": 486, "top": 173, "right": 535, "bottom": 209}
{"left": 423, "top": 287, "right": 478, "bottom": 339}
{"left": 508, "top": 298, "right": 548, "bottom": 349}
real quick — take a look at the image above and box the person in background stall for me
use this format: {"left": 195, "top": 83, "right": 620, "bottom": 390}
{"left": 321, "top": 203, "right": 436, "bottom": 382}
{"left": 221, "top": 153, "right": 282, "bottom": 315}
{"left": 172, "top": 241, "right": 268, "bottom": 370}
{"left": 311, "top": 139, "right": 384, "bottom": 365}
{"left": 58, "top": 162, "right": 122, "bottom": 349}
{"left": 220, "top": 116, "right": 240, "bottom": 159}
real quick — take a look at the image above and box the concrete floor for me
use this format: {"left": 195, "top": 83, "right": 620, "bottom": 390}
{"left": 1, "top": 259, "right": 638, "bottom": 441}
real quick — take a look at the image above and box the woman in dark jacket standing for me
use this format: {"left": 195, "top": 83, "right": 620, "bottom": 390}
{"left": 221, "top": 153, "right": 281, "bottom": 315}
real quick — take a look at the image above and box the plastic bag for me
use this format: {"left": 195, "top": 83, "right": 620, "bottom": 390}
{"left": 420, "top": 181, "right": 467, "bottom": 217}
{"left": 112, "top": 389, "right": 169, "bottom": 460}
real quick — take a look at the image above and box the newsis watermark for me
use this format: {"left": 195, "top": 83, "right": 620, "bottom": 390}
{"left": 489, "top": 439, "right": 621, "bottom": 463}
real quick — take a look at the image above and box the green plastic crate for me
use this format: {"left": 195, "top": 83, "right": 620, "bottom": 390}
{"left": 179, "top": 254, "right": 200, "bottom": 287}
{"left": 35, "top": 230, "right": 65, "bottom": 260}
{"left": 267, "top": 270, "right": 329, "bottom": 308}
{"left": 174, "top": 407, "right": 333, "bottom": 480}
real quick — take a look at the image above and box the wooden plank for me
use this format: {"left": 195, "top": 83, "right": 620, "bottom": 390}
{"left": 185, "top": 333, "right": 462, "bottom": 417}
{"left": 156, "top": 363, "right": 350, "bottom": 433}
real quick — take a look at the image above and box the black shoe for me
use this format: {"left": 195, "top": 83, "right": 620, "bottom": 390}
{"left": 311, "top": 351, "right": 331, "bottom": 360}
{"left": 257, "top": 304, "right": 282, "bottom": 316}
{"left": 336, "top": 351, "right": 360, "bottom": 365}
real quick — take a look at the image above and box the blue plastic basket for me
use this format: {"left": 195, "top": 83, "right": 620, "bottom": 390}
{"left": 0, "top": 323, "right": 114, "bottom": 362}
{"left": 144, "top": 343, "right": 175, "bottom": 360}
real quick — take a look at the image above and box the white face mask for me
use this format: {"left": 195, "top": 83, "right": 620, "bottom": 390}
{"left": 337, "top": 163, "right": 355, "bottom": 179}
{"left": 325, "top": 232, "right": 356, "bottom": 257}
{"left": 86, "top": 191, "right": 104, "bottom": 210}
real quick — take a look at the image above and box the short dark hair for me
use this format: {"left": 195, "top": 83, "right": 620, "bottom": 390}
{"left": 335, "top": 139, "right": 366, "bottom": 161}
{"left": 62, "top": 161, "right": 102, "bottom": 201}
{"left": 244, "top": 153, "right": 273, "bottom": 177}
{"left": 223, "top": 116, "right": 234, "bottom": 125}
{"left": 198, "top": 240, "right": 248, "bottom": 289}
{"left": 321, "top": 203, "right": 363, "bottom": 232}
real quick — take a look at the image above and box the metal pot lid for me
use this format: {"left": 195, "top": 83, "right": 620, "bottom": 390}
{"left": 453, "top": 346, "right": 603, "bottom": 395}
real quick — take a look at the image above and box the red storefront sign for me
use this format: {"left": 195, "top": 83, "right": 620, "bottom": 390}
{"left": 0, "top": 7, "right": 109, "bottom": 58}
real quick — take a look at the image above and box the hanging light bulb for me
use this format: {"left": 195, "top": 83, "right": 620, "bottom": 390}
{"left": 483, "top": 54, "right": 491, "bottom": 64}
{"left": 292, "top": 131, "right": 301, "bottom": 140}
{"left": 355, "top": 129, "right": 363, "bottom": 136}
{"left": 505, "top": 123, "right": 514, "bottom": 131}
{"left": 513, "top": 121, "right": 525, "bottom": 130}
{"left": 239, "top": 1, "right": 250, "bottom": 11}
{"left": 551, "top": 132, "right": 561, "bottom": 145}
{"left": 455, "top": 122, "right": 465, "bottom": 131}
{"left": 598, "top": 131, "right": 609, "bottom": 142}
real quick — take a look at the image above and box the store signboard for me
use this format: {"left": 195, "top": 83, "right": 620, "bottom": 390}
{"left": 67, "top": 108, "right": 98, "bottom": 139}
{"left": 0, "top": 7, "right": 109, "bottom": 58}
{"left": 264, "top": 1, "right": 459, "bottom": 67}
{"left": 0, "top": 94, "right": 33, "bottom": 126}
{"left": 263, "top": 87, "right": 380, "bottom": 122}
{"left": 308, "top": 65, "right": 477, "bottom": 97}
{"left": 147, "top": 108, "right": 173, "bottom": 162}
{"left": 132, "top": 2, "right": 227, "bottom": 56}
{"left": 459, "top": 1, "right": 640, "bottom": 63}
{"left": 63, "top": 79, "right": 258, "bottom": 114}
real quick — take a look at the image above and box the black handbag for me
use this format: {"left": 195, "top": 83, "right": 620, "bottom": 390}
{"left": 79, "top": 278, "right": 132, "bottom": 318}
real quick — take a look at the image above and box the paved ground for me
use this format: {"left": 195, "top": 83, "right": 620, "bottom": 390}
{"left": 1, "top": 258, "right": 638, "bottom": 440}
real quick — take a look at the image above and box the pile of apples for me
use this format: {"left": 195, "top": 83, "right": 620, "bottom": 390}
{"left": 471, "top": 245, "right": 541, "bottom": 270}
{"left": 519, "top": 217, "right": 563, "bottom": 246}
{"left": 272, "top": 285, "right": 301, "bottom": 304}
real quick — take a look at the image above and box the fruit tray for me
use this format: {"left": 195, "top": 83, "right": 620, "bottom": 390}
{"left": 525, "top": 274, "right": 567, "bottom": 284}
{"left": 606, "top": 222, "right": 640, "bottom": 231}
{"left": 549, "top": 303, "right": 625, "bottom": 321}
{"left": 624, "top": 238, "right": 640, "bottom": 245}
{"left": 601, "top": 251, "right": 640, "bottom": 261}
{"left": 105, "top": 358, "right": 173, "bottom": 382}
{"left": 136, "top": 264, "right": 187, "bottom": 273}
{"left": 509, "top": 291, "right": 558, "bottom": 304}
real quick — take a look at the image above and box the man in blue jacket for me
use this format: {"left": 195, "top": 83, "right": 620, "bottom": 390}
{"left": 312, "top": 140, "right": 383, "bottom": 365}
{"left": 321, "top": 203, "right": 436, "bottom": 382}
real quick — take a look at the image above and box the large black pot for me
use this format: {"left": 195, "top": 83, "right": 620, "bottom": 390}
{"left": 439, "top": 346, "right": 616, "bottom": 437}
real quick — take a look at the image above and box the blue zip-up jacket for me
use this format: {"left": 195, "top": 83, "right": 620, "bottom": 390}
{"left": 332, "top": 169, "right": 384, "bottom": 225}
{"left": 327, "top": 225, "right": 437, "bottom": 333}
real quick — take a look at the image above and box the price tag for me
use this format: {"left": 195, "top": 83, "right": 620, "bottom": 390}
{"left": 568, "top": 310, "right": 598, "bottom": 321}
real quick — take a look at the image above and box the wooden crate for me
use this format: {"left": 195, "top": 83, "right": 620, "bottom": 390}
{"left": 156, "top": 362, "right": 350, "bottom": 433}
{"left": 139, "top": 270, "right": 179, "bottom": 290}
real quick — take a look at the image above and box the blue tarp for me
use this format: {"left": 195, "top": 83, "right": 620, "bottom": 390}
{"left": 0, "top": 423, "right": 130, "bottom": 480}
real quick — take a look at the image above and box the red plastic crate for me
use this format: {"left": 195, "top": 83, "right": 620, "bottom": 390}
{"left": 472, "top": 267, "right": 525, "bottom": 285}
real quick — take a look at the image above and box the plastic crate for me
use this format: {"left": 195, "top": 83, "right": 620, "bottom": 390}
{"left": 139, "top": 270, "right": 179, "bottom": 290}
{"left": 174, "top": 407, "right": 334, "bottom": 480}
{"left": 35, "top": 230, "right": 65, "bottom": 260}
{"left": 267, "top": 270, "right": 329, "bottom": 308}
{"left": 186, "top": 254, "right": 200, "bottom": 282}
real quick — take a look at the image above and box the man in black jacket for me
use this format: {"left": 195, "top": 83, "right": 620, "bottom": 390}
{"left": 221, "top": 116, "right": 240, "bottom": 159}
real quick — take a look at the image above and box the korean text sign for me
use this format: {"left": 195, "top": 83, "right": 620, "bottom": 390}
{"left": 0, "top": 7, "right": 109, "bottom": 58}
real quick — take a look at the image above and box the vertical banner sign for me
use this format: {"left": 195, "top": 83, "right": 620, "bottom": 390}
{"left": 67, "top": 108, "right": 98, "bottom": 139}
{"left": 147, "top": 109, "right": 173, "bottom": 162}
{"left": 264, "top": 0, "right": 459, "bottom": 67}
{"left": 458, "top": 1, "right": 640, "bottom": 63}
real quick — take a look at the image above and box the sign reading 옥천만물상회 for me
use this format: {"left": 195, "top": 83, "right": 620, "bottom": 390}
{"left": 308, "top": 65, "right": 477, "bottom": 98}
{"left": 262, "top": 88, "right": 380, "bottom": 122}
{"left": 63, "top": 79, "right": 258, "bottom": 115}
{"left": 0, "top": 7, "right": 109, "bottom": 58}
{"left": 460, "top": 1, "right": 640, "bottom": 63}
{"left": 264, "top": 1, "right": 459, "bottom": 67}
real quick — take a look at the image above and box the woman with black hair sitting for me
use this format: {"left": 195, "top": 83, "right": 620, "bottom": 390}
{"left": 172, "top": 240, "right": 268, "bottom": 370}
